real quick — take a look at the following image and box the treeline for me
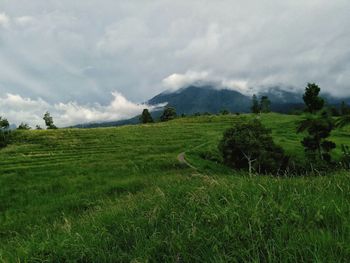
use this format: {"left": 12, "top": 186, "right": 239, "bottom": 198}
{"left": 0, "top": 112, "right": 57, "bottom": 149}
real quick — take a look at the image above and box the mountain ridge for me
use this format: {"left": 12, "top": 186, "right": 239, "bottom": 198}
{"left": 72, "top": 85, "right": 350, "bottom": 128}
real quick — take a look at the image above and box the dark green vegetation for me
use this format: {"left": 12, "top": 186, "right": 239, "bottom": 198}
{"left": 0, "top": 117, "right": 10, "bottom": 148}
{"left": 139, "top": 109, "right": 154, "bottom": 124}
{"left": 219, "top": 120, "right": 286, "bottom": 175}
{"left": 1, "top": 114, "right": 350, "bottom": 262}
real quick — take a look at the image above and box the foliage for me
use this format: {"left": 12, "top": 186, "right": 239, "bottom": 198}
{"left": 340, "top": 145, "right": 350, "bottom": 169}
{"left": 251, "top": 94, "right": 260, "bottom": 114}
{"left": 297, "top": 111, "right": 336, "bottom": 163}
{"left": 220, "top": 109, "right": 230, "bottom": 115}
{"left": 340, "top": 101, "right": 350, "bottom": 115}
{"left": 218, "top": 119, "right": 287, "bottom": 175}
{"left": 36, "top": 125, "right": 43, "bottom": 130}
{"left": 160, "top": 106, "right": 177, "bottom": 122}
{"left": 260, "top": 96, "right": 271, "bottom": 113}
{"left": 139, "top": 109, "right": 154, "bottom": 124}
{"left": 0, "top": 116, "right": 10, "bottom": 148}
{"left": 43, "top": 112, "right": 57, "bottom": 129}
{"left": 303, "top": 83, "right": 324, "bottom": 113}
{"left": 18, "top": 123, "right": 31, "bottom": 130}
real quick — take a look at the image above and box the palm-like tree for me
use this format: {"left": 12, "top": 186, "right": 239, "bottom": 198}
{"left": 336, "top": 115, "right": 350, "bottom": 128}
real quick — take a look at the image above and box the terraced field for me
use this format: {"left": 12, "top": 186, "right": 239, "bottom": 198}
{"left": 0, "top": 114, "right": 349, "bottom": 262}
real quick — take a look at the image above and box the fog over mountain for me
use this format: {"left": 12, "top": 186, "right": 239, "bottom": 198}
{"left": 1, "top": 1, "right": 350, "bottom": 126}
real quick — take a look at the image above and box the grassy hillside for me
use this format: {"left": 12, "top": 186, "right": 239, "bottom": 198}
{"left": 0, "top": 114, "right": 349, "bottom": 262}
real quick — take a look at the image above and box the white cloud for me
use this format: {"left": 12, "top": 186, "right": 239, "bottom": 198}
{"left": 0, "top": 0, "right": 350, "bottom": 113}
{"left": 0, "top": 92, "right": 162, "bottom": 128}
{"left": 0, "top": 13, "right": 10, "bottom": 28}
{"left": 15, "top": 16, "right": 35, "bottom": 26}
{"left": 162, "top": 71, "right": 210, "bottom": 90}
{"left": 162, "top": 71, "right": 255, "bottom": 95}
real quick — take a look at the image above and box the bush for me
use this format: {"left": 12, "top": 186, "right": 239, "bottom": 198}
{"left": 218, "top": 119, "right": 288, "bottom": 175}
{"left": 160, "top": 107, "right": 177, "bottom": 122}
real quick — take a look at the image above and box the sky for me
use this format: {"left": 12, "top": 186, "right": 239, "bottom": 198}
{"left": 1, "top": 0, "right": 350, "bottom": 127}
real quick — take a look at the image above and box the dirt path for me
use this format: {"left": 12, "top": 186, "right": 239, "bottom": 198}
{"left": 177, "top": 152, "right": 197, "bottom": 170}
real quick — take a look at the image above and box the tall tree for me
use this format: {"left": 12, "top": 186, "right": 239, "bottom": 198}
{"left": 0, "top": 117, "right": 9, "bottom": 130}
{"left": 43, "top": 112, "right": 57, "bottom": 129}
{"left": 0, "top": 116, "right": 10, "bottom": 148}
{"left": 303, "top": 83, "right": 324, "bottom": 113}
{"left": 160, "top": 106, "right": 177, "bottom": 122}
{"left": 260, "top": 96, "right": 271, "bottom": 113}
{"left": 297, "top": 111, "right": 336, "bottom": 163}
{"left": 251, "top": 94, "right": 260, "bottom": 114}
{"left": 139, "top": 109, "right": 154, "bottom": 124}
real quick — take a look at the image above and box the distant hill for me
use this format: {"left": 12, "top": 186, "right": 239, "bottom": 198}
{"left": 73, "top": 85, "right": 350, "bottom": 128}
{"left": 148, "top": 85, "right": 251, "bottom": 114}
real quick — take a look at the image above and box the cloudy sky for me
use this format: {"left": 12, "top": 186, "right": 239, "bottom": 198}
{"left": 1, "top": 0, "right": 350, "bottom": 127}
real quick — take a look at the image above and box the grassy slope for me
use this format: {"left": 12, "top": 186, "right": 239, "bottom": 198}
{"left": 0, "top": 113, "right": 349, "bottom": 262}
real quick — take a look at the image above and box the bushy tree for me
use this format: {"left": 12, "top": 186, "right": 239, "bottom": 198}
{"left": 36, "top": 125, "right": 43, "bottom": 130}
{"left": 303, "top": 83, "right": 324, "bottom": 113}
{"left": 139, "top": 109, "right": 154, "bottom": 124}
{"left": 218, "top": 119, "right": 287, "bottom": 175}
{"left": 220, "top": 109, "right": 230, "bottom": 115}
{"left": 340, "top": 101, "right": 350, "bottom": 116}
{"left": 160, "top": 106, "right": 177, "bottom": 122}
{"left": 18, "top": 123, "right": 31, "bottom": 130}
{"left": 43, "top": 112, "right": 57, "bottom": 129}
{"left": 251, "top": 94, "right": 260, "bottom": 114}
{"left": 297, "top": 111, "right": 336, "bottom": 163}
{"left": 0, "top": 116, "right": 10, "bottom": 148}
{"left": 260, "top": 96, "right": 271, "bottom": 113}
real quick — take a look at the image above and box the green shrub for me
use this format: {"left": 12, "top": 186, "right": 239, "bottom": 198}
{"left": 218, "top": 119, "right": 288, "bottom": 175}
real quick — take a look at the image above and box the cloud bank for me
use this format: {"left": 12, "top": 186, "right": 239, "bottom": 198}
{"left": 1, "top": 0, "right": 350, "bottom": 125}
{"left": 0, "top": 92, "right": 160, "bottom": 128}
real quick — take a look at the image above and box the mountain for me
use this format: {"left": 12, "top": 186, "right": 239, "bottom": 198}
{"left": 73, "top": 85, "right": 350, "bottom": 128}
{"left": 148, "top": 85, "right": 251, "bottom": 114}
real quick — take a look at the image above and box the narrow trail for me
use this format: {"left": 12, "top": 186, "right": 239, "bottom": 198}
{"left": 177, "top": 142, "right": 212, "bottom": 170}
{"left": 177, "top": 152, "right": 197, "bottom": 170}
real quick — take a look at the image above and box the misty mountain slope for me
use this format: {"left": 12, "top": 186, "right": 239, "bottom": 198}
{"left": 73, "top": 85, "right": 350, "bottom": 128}
{"left": 148, "top": 86, "right": 251, "bottom": 114}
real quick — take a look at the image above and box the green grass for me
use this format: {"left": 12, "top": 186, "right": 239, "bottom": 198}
{"left": 0, "top": 113, "right": 349, "bottom": 262}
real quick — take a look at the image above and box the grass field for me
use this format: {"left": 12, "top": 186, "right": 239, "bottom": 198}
{"left": 0, "top": 113, "right": 349, "bottom": 262}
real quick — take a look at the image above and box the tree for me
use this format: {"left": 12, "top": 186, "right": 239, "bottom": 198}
{"left": 218, "top": 119, "right": 287, "bottom": 175}
{"left": 0, "top": 117, "right": 9, "bottom": 130}
{"left": 260, "top": 96, "right": 271, "bottom": 113}
{"left": 297, "top": 111, "right": 336, "bottom": 163}
{"left": 303, "top": 83, "right": 324, "bottom": 113}
{"left": 43, "top": 112, "right": 57, "bottom": 129}
{"left": 0, "top": 116, "right": 10, "bottom": 148}
{"left": 36, "top": 125, "right": 43, "bottom": 130}
{"left": 340, "top": 101, "right": 350, "bottom": 116}
{"left": 160, "top": 106, "right": 177, "bottom": 122}
{"left": 139, "top": 109, "right": 154, "bottom": 124}
{"left": 251, "top": 94, "right": 260, "bottom": 114}
{"left": 220, "top": 109, "right": 230, "bottom": 115}
{"left": 18, "top": 123, "right": 31, "bottom": 130}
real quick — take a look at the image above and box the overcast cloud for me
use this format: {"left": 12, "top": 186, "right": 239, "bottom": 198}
{"left": 1, "top": 0, "right": 350, "bottom": 126}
